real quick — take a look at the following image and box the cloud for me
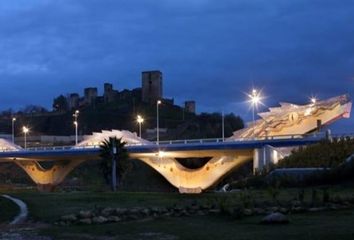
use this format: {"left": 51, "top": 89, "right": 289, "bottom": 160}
{"left": 0, "top": 0, "right": 353, "bottom": 132}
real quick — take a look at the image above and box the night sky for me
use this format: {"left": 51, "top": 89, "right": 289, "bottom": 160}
{"left": 0, "top": 0, "right": 353, "bottom": 132}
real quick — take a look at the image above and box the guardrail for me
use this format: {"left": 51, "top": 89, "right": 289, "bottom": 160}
{"left": 22, "top": 133, "right": 324, "bottom": 151}
{"left": 2, "top": 132, "right": 353, "bottom": 153}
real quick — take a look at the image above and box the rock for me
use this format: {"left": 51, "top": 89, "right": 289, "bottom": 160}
{"left": 107, "top": 216, "right": 121, "bottom": 222}
{"left": 79, "top": 218, "right": 92, "bottom": 224}
{"left": 151, "top": 207, "right": 162, "bottom": 213}
{"left": 261, "top": 212, "right": 289, "bottom": 224}
{"left": 79, "top": 210, "right": 93, "bottom": 219}
{"left": 200, "top": 204, "right": 211, "bottom": 210}
{"left": 270, "top": 207, "right": 279, "bottom": 212}
{"left": 141, "top": 208, "right": 151, "bottom": 216}
{"left": 172, "top": 206, "right": 183, "bottom": 213}
{"left": 329, "top": 204, "right": 340, "bottom": 210}
{"left": 291, "top": 206, "right": 305, "bottom": 213}
{"left": 308, "top": 207, "right": 326, "bottom": 212}
{"left": 101, "top": 207, "right": 114, "bottom": 216}
{"left": 129, "top": 208, "right": 141, "bottom": 214}
{"left": 208, "top": 209, "right": 221, "bottom": 215}
{"left": 254, "top": 208, "right": 265, "bottom": 215}
{"left": 115, "top": 208, "right": 128, "bottom": 215}
{"left": 163, "top": 212, "right": 173, "bottom": 217}
{"left": 279, "top": 208, "right": 288, "bottom": 214}
{"left": 181, "top": 210, "right": 190, "bottom": 216}
{"left": 58, "top": 221, "right": 67, "bottom": 226}
{"left": 196, "top": 210, "right": 206, "bottom": 216}
{"left": 159, "top": 207, "right": 168, "bottom": 214}
{"left": 291, "top": 200, "right": 301, "bottom": 207}
{"left": 92, "top": 216, "right": 108, "bottom": 224}
{"left": 60, "top": 214, "right": 77, "bottom": 222}
{"left": 243, "top": 209, "right": 253, "bottom": 216}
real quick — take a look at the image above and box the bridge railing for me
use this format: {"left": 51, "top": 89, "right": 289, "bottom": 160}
{"left": 157, "top": 132, "right": 325, "bottom": 145}
{"left": 3, "top": 132, "right": 354, "bottom": 153}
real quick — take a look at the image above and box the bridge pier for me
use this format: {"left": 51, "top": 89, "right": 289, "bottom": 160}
{"left": 253, "top": 145, "right": 284, "bottom": 173}
{"left": 132, "top": 149, "right": 253, "bottom": 193}
{"left": 14, "top": 159, "right": 85, "bottom": 192}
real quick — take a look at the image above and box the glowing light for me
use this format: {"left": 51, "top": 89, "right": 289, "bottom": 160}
{"left": 158, "top": 151, "right": 165, "bottom": 158}
{"left": 12, "top": 118, "right": 16, "bottom": 122}
{"left": 22, "top": 126, "right": 29, "bottom": 134}
{"left": 157, "top": 100, "right": 162, "bottom": 105}
{"left": 248, "top": 89, "right": 263, "bottom": 107}
{"left": 311, "top": 97, "right": 317, "bottom": 104}
{"left": 137, "top": 115, "right": 144, "bottom": 124}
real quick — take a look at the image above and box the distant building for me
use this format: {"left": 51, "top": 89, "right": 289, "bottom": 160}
{"left": 68, "top": 93, "right": 79, "bottom": 110}
{"left": 84, "top": 87, "right": 98, "bottom": 105}
{"left": 142, "top": 70, "right": 163, "bottom": 103}
{"left": 185, "top": 101, "right": 196, "bottom": 113}
{"left": 104, "top": 83, "right": 118, "bottom": 103}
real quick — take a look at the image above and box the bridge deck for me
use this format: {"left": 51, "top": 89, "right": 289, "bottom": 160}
{"left": 0, "top": 135, "right": 323, "bottom": 162}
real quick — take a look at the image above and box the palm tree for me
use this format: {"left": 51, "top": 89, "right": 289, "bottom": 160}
{"left": 99, "top": 137, "right": 130, "bottom": 191}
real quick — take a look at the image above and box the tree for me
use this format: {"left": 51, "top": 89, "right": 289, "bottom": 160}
{"left": 53, "top": 95, "right": 68, "bottom": 112}
{"left": 99, "top": 137, "right": 130, "bottom": 191}
{"left": 22, "top": 105, "right": 48, "bottom": 114}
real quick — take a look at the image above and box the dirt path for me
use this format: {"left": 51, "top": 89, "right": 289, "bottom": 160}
{"left": 2, "top": 195, "right": 28, "bottom": 224}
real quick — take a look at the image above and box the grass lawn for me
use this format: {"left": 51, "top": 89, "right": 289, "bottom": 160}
{"left": 4, "top": 188, "right": 354, "bottom": 239}
{"left": 0, "top": 195, "right": 19, "bottom": 223}
{"left": 40, "top": 211, "right": 354, "bottom": 240}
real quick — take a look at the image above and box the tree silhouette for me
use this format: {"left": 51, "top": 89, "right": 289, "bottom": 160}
{"left": 99, "top": 137, "right": 130, "bottom": 191}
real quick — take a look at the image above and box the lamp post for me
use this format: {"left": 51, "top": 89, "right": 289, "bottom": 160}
{"left": 73, "top": 110, "right": 79, "bottom": 145}
{"left": 137, "top": 115, "right": 144, "bottom": 138}
{"left": 249, "top": 89, "right": 261, "bottom": 138}
{"left": 156, "top": 100, "right": 161, "bottom": 145}
{"left": 311, "top": 97, "right": 317, "bottom": 105}
{"left": 12, "top": 118, "right": 16, "bottom": 143}
{"left": 222, "top": 111, "right": 225, "bottom": 141}
{"left": 22, "top": 126, "right": 29, "bottom": 149}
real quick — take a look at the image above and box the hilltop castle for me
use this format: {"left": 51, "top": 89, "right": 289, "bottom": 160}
{"left": 54, "top": 70, "right": 196, "bottom": 114}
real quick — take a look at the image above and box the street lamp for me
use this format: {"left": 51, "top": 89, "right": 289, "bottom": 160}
{"left": 156, "top": 100, "right": 162, "bottom": 145}
{"left": 222, "top": 111, "right": 225, "bottom": 141}
{"left": 22, "top": 126, "right": 29, "bottom": 149}
{"left": 311, "top": 97, "right": 317, "bottom": 104}
{"left": 12, "top": 118, "right": 16, "bottom": 143}
{"left": 73, "top": 110, "right": 79, "bottom": 145}
{"left": 137, "top": 115, "right": 144, "bottom": 138}
{"left": 249, "top": 89, "right": 261, "bottom": 138}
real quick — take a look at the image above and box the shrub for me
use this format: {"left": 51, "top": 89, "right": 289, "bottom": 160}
{"left": 277, "top": 138, "right": 354, "bottom": 168}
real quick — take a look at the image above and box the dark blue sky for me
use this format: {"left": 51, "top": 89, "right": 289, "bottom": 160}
{"left": 0, "top": 0, "right": 353, "bottom": 132}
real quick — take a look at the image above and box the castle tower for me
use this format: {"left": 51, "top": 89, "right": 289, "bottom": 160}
{"left": 142, "top": 70, "right": 163, "bottom": 103}
{"left": 84, "top": 87, "right": 98, "bottom": 105}
{"left": 185, "top": 101, "right": 196, "bottom": 114}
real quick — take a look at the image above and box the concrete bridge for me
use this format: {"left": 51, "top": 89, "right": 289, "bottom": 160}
{"left": 0, "top": 134, "right": 327, "bottom": 193}
{"left": 0, "top": 94, "right": 351, "bottom": 193}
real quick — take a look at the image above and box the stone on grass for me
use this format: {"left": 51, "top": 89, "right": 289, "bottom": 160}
{"left": 308, "top": 207, "right": 326, "bottom": 212}
{"left": 107, "top": 216, "right": 121, "bottom": 222}
{"left": 254, "top": 208, "right": 265, "bottom": 215}
{"left": 60, "top": 214, "right": 77, "bottom": 222}
{"left": 79, "top": 210, "right": 93, "bottom": 219}
{"left": 141, "top": 208, "right": 151, "bottom": 216}
{"left": 261, "top": 212, "right": 289, "bottom": 224}
{"left": 101, "top": 207, "right": 114, "bottom": 216}
{"left": 115, "top": 208, "right": 127, "bottom": 215}
{"left": 92, "top": 216, "right": 108, "bottom": 224}
{"left": 243, "top": 209, "right": 253, "bottom": 216}
{"left": 208, "top": 209, "right": 221, "bottom": 215}
{"left": 79, "top": 218, "right": 92, "bottom": 225}
{"left": 279, "top": 208, "right": 288, "bottom": 214}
